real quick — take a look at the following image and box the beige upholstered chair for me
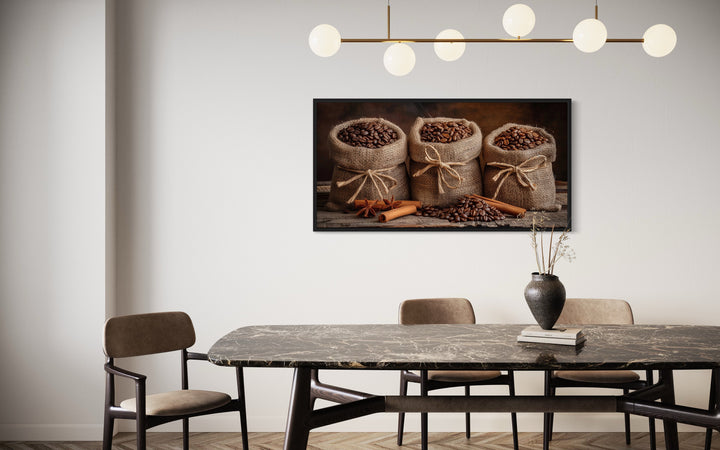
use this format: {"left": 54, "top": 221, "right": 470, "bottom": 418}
{"left": 543, "top": 298, "right": 655, "bottom": 450}
{"left": 397, "top": 298, "right": 518, "bottom": 450}
{"left": 102, "top": 311, "right": 248, "bottom": 450}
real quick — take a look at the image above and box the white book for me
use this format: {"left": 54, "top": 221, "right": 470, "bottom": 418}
{"left": 521, "top": 325, "right": 584, "bottom": 340}
{"left": 516, "top": 334, "right": 587, "bottom": 346}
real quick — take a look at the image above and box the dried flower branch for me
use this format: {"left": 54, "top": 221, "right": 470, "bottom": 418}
{"left": 530, "top": 214, "right": 574, "bottom": 275}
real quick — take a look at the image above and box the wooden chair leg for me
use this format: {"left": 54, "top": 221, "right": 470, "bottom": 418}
{"left": 104, "top": 370, "right": 115, "bottom": 450}
{"left": 136, "top": 421, "right": 146, "bottom": 450}
{"left": 543, "top": 371, "right": 553, "bottom": 450}
{"left": 182, "top": 418, "right": 189, "bottom": 450}
{"left": 646, "top": 370, "right": 656, "bottom": 450}
{"left": 705, "top": 368, "right": 717, "bottom": 450}
{"left": 397, "top": 372, "right": 408, "bottom": 447}
{"left": 649, "top": 416, "right": 657, "bottom": 450}
{"left": 102, "top": 414, "right": 113, "bottom": 450}
{"left": 136, "top": 383, "right": 147, "bottom": 450}
{"left": 397, "top": 373, "right": 408, "bottom": 446}
{"left": 464, "top": 385, "right": 471, "bottom": 439}
{"left": 421, "top": 370, "right": 429, "bottom": 450}
{"left": 706, "top": 428, "right": 715, "bottom": 450}
{"left": 623, "top": 388, "right": 631, "bottom": 445}
{"left": 509, "top": 371, "right": 519, "bottom": 450}
{"left": 236, "top": 367, "right": 249, "bottom": 450}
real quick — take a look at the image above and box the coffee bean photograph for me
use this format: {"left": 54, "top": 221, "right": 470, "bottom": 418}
{"left": 314, "top": 99, "right": 570, "bottom": 231}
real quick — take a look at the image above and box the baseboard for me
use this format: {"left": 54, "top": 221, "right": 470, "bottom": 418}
{"left": 0, "top": 424, "right": 104, "bottom": 441}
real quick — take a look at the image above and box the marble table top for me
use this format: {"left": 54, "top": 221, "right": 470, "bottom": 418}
{"left": 208, "top": 324, "right": 720, "bottom": 371}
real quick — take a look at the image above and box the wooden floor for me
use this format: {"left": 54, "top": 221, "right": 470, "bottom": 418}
{"left": 1, "top": 432, "right": 718, "bottom": 449}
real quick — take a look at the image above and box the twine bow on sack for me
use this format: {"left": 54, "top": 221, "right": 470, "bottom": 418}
{"left": 412, "top": 145, "right": 466, "bottom": 194}
{"left": 335, "top": 167, "right": 398, "bottom": 203}
{"left": 486, "top": 154, "right": 549, "bottom": 200}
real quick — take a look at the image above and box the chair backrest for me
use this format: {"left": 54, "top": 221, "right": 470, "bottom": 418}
{"left": 556, "top": 298, "right": 634, "bottom": 325}
{"left": 399, "top": 298, "right": 476, "bottom": 325}
{"left": 103, "top": 311, "right": 196, "bottom": 358}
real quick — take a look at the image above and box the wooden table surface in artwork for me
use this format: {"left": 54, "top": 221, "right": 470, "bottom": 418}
{"left": 314, "top": 183, "right": 568, "bottom": 230}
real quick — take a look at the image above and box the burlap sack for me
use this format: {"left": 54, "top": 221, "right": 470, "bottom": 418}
{"left": 408, "top": 117, "right": 483, "bottom": 207}
{"left": 481, "top": 123, "right": 560, "bottom": 211}
{"left": 326, "top": 118, "right": 409, "bottom": 211}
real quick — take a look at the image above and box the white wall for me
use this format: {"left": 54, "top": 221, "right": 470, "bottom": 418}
{"left": 2, "top": 0, "right": 720, "bottom": 440}
{"left": 0, "top": 0, "right": 107, "bottom": 441}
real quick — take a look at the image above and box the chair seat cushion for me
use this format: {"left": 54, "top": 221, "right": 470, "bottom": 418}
{"left": 554, "top": 370, "right": 640, "bottom": 384}
{"left": 428, "top": 370, "right": 502, "bottom": 382}
{"left": 120, "top": 390, "right": 231, "bottom": 416}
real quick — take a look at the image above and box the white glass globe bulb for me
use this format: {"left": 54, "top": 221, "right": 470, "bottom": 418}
{"left": 643, "top": 24, "right": 677, "bottom": 57}
{"left": 308, "top": 24, "right": 341, "bottom": 57}
{"left": 573, "top": 18, "right": 608, "bottom": 53}
{"left": 383, "top": 43, "right": 416, "bottom": 76}
{"left": 503, "top": 4, "right": 536, "bottom": 38}
{"left": 434, "top": 29, "right": 466, "bottom": 62}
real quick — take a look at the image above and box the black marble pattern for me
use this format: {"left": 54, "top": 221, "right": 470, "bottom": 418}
{"left": 208, "top": 324, "right": 720, "bottom": 371}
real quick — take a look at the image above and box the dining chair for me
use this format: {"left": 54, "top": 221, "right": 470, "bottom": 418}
{"left": 102, "top": 311, "right": 249, "bottom": 450}
{"left": 397, "top": 298, "right": 519, "bottom": 450}
{"left": 543, "top": 298, "right": 655, "bottom": 450}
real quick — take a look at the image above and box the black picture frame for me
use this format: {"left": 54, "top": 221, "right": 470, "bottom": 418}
{"left": 314, "top": 98, "right": 571, "bottom": 232}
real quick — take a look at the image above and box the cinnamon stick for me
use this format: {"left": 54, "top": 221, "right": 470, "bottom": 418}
{"left": 353, "top": 199, "right": 422, "bottom": 211}
{"left": 469, "top": 194, "right": 526, "bottom": 218}
{"left": 378, "top": 205, "right": 417, "bottom": 223}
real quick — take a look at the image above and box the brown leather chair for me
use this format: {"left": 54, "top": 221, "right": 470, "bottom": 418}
{"left": 397, "top": 298, "right": 518, "bottom": 449}
{"left": 543, "top": 298, "right": 655, "bottom": 450}
{"left": 102, "top": 311, "right": 248, "bottom": 450}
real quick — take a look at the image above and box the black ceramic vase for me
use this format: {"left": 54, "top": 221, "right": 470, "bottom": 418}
{"left": 524, "top": 272, "right": 566, "bottom": 330}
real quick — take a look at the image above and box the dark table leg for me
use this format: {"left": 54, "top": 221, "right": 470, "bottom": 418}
{"left": 284, "top": 367, "right": 312, "bottom": 450}
{"left": 660, "top": 369, "right": 679, "bottom": 450}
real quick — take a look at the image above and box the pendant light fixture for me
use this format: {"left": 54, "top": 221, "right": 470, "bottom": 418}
{"left": 502, "top": 4, "right": 536, "bottom": 38}
{"left": 642, "top": 24, "right": 678, "bottom": 58}
{"left": 434, "top": 29, "right": 466, "bottom": 62}
{"left": 308, "top": 1, "right": 677, "bottom": 76}
{"left": 572, "top": 1, "right": 607, "bottom": 53}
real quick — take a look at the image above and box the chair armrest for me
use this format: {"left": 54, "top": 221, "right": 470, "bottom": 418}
{"left": 187, "top": 351, "right": 209, "bottom": 361}
{"left": 105, "top": 362, "right": 147, "bottom": 382}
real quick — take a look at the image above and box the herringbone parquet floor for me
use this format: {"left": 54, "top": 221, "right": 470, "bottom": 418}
{"left": 0, "top": 432, "right": 718, "bottom": 449}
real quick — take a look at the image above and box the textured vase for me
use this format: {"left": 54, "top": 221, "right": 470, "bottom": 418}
{"left": 524, "top": 272, "right": 566, "bottom": 330}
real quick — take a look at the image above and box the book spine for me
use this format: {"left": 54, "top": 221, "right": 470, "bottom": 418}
{"left": 517, "top": 336, "right": 585, "bottom": 346}
{"left": 521, "top": 331, "right": 579, "bottom": 339}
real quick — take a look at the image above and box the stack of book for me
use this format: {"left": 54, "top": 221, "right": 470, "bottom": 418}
{"left": 517, "top": 325, "right": 586, "bottom": 346}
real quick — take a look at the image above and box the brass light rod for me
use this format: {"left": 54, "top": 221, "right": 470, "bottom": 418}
{"left": 342, "top": 38, "right": 643, "bottom": 43}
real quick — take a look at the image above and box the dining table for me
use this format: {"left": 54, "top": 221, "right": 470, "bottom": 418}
{"left": 208, "top": 323, "right": 720, "bottom": 450}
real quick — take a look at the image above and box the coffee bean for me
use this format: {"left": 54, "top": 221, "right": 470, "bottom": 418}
{"left": 420, "top": 121, "right": 473, "bottom": 143}
{"left": 493, "top": 126, "right": 548, "bottom": 151}
{"left": 338, "top": 121, "right": 399, "bottom": 149}
{"left": 418, "top": 195, "right": 505, "bottom": 223}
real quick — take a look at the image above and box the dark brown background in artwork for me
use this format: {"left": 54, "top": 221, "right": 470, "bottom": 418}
{"left": 314, "top": 100, "right": 569, "bottom": 183}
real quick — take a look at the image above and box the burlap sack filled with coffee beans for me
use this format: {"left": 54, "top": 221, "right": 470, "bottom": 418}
{"left": 481, "top": 123, "right": 560, "bottom": 211}
{"left": 408, "top": 117, "right": 483, "bottom": 207}
{"left": 326, "top": 118, "right": 409, "bottom": 211}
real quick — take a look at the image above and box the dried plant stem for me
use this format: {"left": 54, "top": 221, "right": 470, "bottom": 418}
{"left": 540, "top": 230, "right": 546, "bottom": 274}
{"left": 531, "top": 216, "right": 542, "bottom": 273}
{"left": 548, "top": 226, "right": 555, "bottom": 274}
{"left": 530, "top": 213, "right": 572, "bottom": 275}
